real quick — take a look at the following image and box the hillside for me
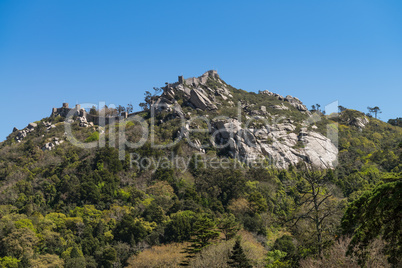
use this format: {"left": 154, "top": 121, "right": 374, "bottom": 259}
{"left": 0, "top": 71, "right": 401, "bottom": 267}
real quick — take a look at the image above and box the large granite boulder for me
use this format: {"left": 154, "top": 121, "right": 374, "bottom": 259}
{"left": 189, "top": 88, "right": 217, "bottom": 111}
{"left": 212, "top": 118, "right": 338, "bottom": 169}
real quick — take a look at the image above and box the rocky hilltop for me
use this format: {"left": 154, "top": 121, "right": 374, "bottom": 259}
{"left": 0, "top": 70, "right": 399, "bottom": 268}
{"left": 6, "top": 70, "right": 346, "bottom": 169}
{"left": 149, "top": 70, "right": 338, "bottom": 169}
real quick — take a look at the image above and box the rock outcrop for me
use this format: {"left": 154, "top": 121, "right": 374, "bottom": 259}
{"left": 30, "top": 70, "right": 340, "bottom": 169}
{"left": 149, "top": 70, "right": 339, "bottom": 169}
{"left": 42, "top": 137, "right": 64, "bottom": 151}
{"left": 14, "top": 121, "right": 56, "bottom": 143}
{"left": 151, "top": 97, "right": 185, "bottom": 119}
{"left": 189, "top": 88, "right": 217, "bottom": 111}
{"left": 350, "top": 117, "right": 369, "bottom": 129}
{"left": 15, "top": 123, "right": 37, "bottom": 142}
{"left": 285, "top": 95, "right": 309, "bottom": 112}
{"left": 260, "top": 90, "right": 310, "bottom": 114}
{"left": 211, "top": 118, "right": 338, "bottom": 169}
{"left": 161, "top": 70, "right": 231, "bottom": 111}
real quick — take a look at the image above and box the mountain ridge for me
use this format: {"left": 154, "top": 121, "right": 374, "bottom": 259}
{"left": 3, "top": 70, "right": 394, "bottom": 170}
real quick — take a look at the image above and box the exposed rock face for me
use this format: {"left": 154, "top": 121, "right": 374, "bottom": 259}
{"left": 36, "top": 70, "right": 339, "bottom": 169}
{"left": 189, "top": 88, "right": 217, "bottom": 111}
{"left": 151, "top": 97, "right": 184, "bottom": 118}
{"left": 270, "top": 104, "right": 289, "bottom": 110}
{"left": 161, "top": 70, "right": 230, "bottom": 111}
{"left": 79, "top": 116, "right": 93, "bottom": 127}
{"left": 28, "top": 123, "right": 37, "bottom": 129}
{"left": 260, "top": 91, "right": 310, "bottom": 113}
{"left": 350, "top": 117, "right": 369, "bottom": 129}
{"left": 260, "top": 90, "right": 284, "bottom": 100}
{"left": 151, "top": 71, "right": 339, "bottom": 169}
{"left": 285, "top": 95, "right": 309, "bottom": 112}
{"left": 15, "top": 123, "right": 36, "bottom": 142}
{"left": 14, "top": 121, "right": 57, "bottom": 143}
{"left": 43, "top": 121, "right": 56, "bottom": 131}
{"left": 211, "top": 118, "right": 338, "bottom": 169}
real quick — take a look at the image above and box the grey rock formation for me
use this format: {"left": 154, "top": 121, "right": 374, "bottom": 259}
{"left": 33, "top": 70, "right": 339, "bottom": 169}
{"left": 15, "top": 124, "right": 36, "bottom": 142}
{"left": 285, "top": 95, "right": 309, "bottom": 112}
{"left": 43, "top": 121, "right": 56, "bottom": 131}
{"left": 28, "top": 123, "right": 37, "bottom": 129}
{"left": 151, "top": 97, "right": 184, "bottom": 118}
{"left": 212, "top": 118, "right": 338, "bottom": 169}
{"left": 260, "top": 91, "right": 310, "bottom": 113}
{"left": 79, "top": 116, "right": 90, "bottom": 127}
{"left": 42, "top": 138, "right": 64, "bottom": 151}
{"left": 350, "top": 117, "right": 369, "bottom": 129}
{"left": 260, "top": 90, "right": 284, "bottom": 100}
{"left": 270, "top": 104, "right": 289, "bottom": 110}
{"left": 189, "top": 88, "right": 217, "bottom": 111}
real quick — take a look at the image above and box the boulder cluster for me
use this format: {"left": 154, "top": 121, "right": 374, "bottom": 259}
{"left": 161, "top": 70, "right": 231, "bottom": 111}
{"left": 12, "top": 70, "right": 341, "bottom": 169}
{"left": 260, "top": 90, "right": 310, "bottom": 113}
{"left": 13, "top": 121, "right": 56, "bottom": 143}
{"left": 154, "top": 71, "right": 338, "bottom": 169}
{"left": 14, "top": 123, "right": 37, "bottom": 143}
{"left": 43, "top": 121, "right": 56, "bottom": 131}
{"left": 42, "top": 137, "right": 64, "bottom": 151}
{"left": 78, "top": 116, "right": 94, "bottom": 128}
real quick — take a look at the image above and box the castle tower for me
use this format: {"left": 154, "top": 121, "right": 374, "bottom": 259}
{"left": 178, "top": 75, "right": 184, "bottom": 84}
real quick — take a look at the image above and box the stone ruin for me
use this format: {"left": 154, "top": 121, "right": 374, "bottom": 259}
{"left": 50, "top": 103, "right": 138, "bottom": 127}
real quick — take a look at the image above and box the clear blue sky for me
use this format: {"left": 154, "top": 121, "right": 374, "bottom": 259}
{"left": 1, "top": 0, "right": 401, "bottom": 141}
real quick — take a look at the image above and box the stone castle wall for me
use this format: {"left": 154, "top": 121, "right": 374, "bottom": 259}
{"left": 51, "top": 103, "right": 139, "bottom": 126}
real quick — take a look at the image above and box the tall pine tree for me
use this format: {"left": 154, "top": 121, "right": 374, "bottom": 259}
{"left": 181, "top": 214, "right": 220, "bottom": 266}
{"left": 227, "top": 238, "right": 253, "bottom": 268}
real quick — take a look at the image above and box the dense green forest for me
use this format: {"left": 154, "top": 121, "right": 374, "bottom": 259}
{"left": 0, "top": 87, "right": 401, "bottom": 267}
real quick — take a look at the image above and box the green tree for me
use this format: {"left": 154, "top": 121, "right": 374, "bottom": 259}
{"left": 0, "top": 256, "right": 20, "bottom": 268}
{"left": 1, "top": 228, "right": 39, "bottom": 259}
{"left": 338, "top": 105, "right": 347, "bottom": 113}
{"left": 30, "top": 254, "right": 64, "bottom": 268}
{"left": 100, "top": 247, "right": 117, "bottom": 268}
{"left": 248, "top": 191, "right": 268, "bottom": 214}
{"left": 227, "top": 238, "right": 252, "bottom": 268}
{"left": 117, "top": 105, "right": 126, "bottom": 115}
{"left": 388, "top": 117, "right": 402, "bottom": 127}
{"left": 89, "top": 105, "right": 97, "bottom": 115}
{"left": 165, "top": 211, "right": 196, "bottom": 243}
{"left": 139, "top": 87, "right": 162, "bottom": 111}
{"left": 367, "top": 106, "right": 381, "bottom": 119}
{"left": 342, "top": 179, "right": 402, "bottom": 267}
{"left": 181, "top": 214, "right": 220, "bottom": 266}
{"left": 218, "top": 213, "right": 240, "bottom": 241}
{"left": 126, "top": 103, "right": 134, "bottom": 113}
{"left": 265, "top": 250, "right": 289, "bottom": 268}
{"left": 273, "top": 235, "right": 296, "bottom": 262}
{"left": 114, "top": 214, "right": 155, "bottom": 245}
{"left": 287, "top": 168, "right": 343, "bottom": 258}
